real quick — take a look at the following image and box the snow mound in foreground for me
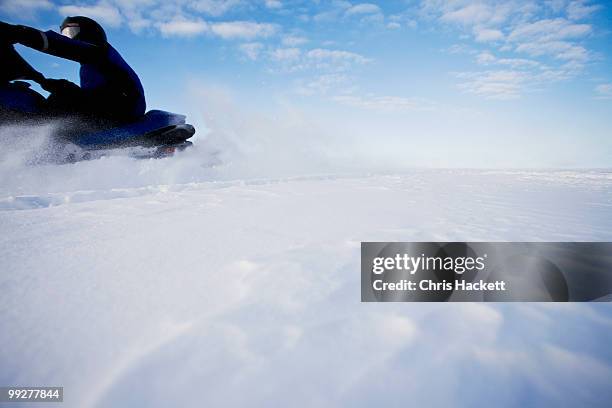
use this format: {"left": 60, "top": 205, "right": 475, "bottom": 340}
{"left": 1, "top": 171, "right": 612, "bottom": 407}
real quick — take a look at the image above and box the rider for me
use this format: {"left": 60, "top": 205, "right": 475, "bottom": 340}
{"left": 1, "top": 17, "right": 145, "bottom": 123}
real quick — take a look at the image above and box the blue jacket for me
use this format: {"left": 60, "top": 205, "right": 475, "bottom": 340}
{"left": 40, "top": 30, "right": 146, "bottom": 118}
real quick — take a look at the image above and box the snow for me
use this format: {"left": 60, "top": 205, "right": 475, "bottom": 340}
{"left": 1, "top": 158, "right": 612, "bottom": 407}
{"left": 1, "top": 120, "right": 612, "bottom": 407}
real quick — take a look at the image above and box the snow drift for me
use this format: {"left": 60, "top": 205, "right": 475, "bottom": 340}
{"left": 1, "top": 91, "right": 612, "bottom": 407}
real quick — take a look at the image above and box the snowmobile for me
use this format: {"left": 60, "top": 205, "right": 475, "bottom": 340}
{"left": 0, "top": 43, "right": 194, "bottom": 164}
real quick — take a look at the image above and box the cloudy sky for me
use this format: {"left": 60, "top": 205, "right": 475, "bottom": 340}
{"left": 1, "top": 0, "right": 611, "bottom": 167}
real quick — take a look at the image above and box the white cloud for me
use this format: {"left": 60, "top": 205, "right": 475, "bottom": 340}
{"left": 0, "top": 0, "right": 52, "bottom": 19}
{"left": 476, "top": 51, "right": 542, "bottom": 69}
{"left": 56, "top": 2, "right": 276, "bottom": 41}
{"left": 515, "top": 41, "right": 589, "bottom": 62}
{"left": 473, "top": 26, "right": 504, "bottom": 42}
{"left": 497, "top": 57, "right": 542, "bottom": 69}
{"left": 264, "top": 46, "right": 370, "bottom": 74}
{"left": 306, "top": 48, "right": 370, "bottom": 65}
{"left": 59, "top": 2, "right": 123, "bottom": 28}
{"left": 264, "top": 0, "right": 282, "bottom": 9}
{"left": 345, "top": 3, "right": 381, "bottom": 16}
{"left": 239, "top": 42, "right": 264, "bottom": 60}
{"left": 344, "top": 3, "right": 384, "bottom": 24}
{"left": 506, "top": 18, "right": 592, "bottom": 64}
{"left": 105, "top": 0, "right": 154, "bottom": 33}
{"left": 296, "top": 73, "right": 348, "bottom": 95}
{"left": 456, "top": 70, "right": 529, "bottom": 100}
{"left": 566, "top": 0, "right": 601, "bottom": 20}
{"left": 270, "top": 47, "right": 301, "bottom": 61}
{"left": 425, "top": 1, "right": 576, "bottom": 72}
{"left": 508, "top": 18, "right": 592, "bottom": 64}
{"left": 427, "top": 1, "right": 596, "bottom": 68}
{"left": 595, "top": 83, "right": 612, "bottom": 99}
{"left": 508, "top": 18, "right": 591, "bottom": 42}
{"left": 51, "top": 2, "right": 278, "bottom": 41}
{"left": 387, "top": 13, "right": 417, "bottom": 29}
{"left": 190, "top": 0, "right": 243, "bottom": 16}
{"left": 476, "top": 51, "right": 497, "bottom": 65}
{"left": 158, "top": 18, "right": 208, "bottom": 37}
{"left": 333, "top": 94, "right": 435, "bottom": 111}
{"left": 440, "top": 3, "right": 494, "bottom": 25}
{"left": 282, "top": 35, "right": 308, "bottom": 46}
{"left": 456, "top": 61, "right": 577, "bottom": 100}
{"left": 209, "top": 21, "right": 277, "bottom": 39}
{"left": 312, "top": 1, "right": 352, "bottom": 22}
{"left": 446, "top": 43, "right": 475, "bottom": 55}
{"left": 553, "top": 43, "right": 589, "bottom": 61}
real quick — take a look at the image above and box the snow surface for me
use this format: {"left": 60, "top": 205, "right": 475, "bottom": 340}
{"left": 1, "top": 125, "right": 612, "bottom": 407}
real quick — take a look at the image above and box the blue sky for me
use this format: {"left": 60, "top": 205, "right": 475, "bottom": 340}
{"left": 1, "top": 0, "right": 611, "bottom": 167}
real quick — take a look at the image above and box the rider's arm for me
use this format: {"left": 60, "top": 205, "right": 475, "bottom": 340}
{"left": 11, "top": 25, "right": 102, "bottom": 63}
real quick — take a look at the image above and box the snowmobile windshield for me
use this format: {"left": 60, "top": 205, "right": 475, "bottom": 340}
{"left": 61, "top": 26, "right": 80, "bottom": 39}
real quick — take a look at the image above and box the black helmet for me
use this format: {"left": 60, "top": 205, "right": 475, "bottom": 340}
{"left": 60, "top": 16, "right": 107, "bottom": 45}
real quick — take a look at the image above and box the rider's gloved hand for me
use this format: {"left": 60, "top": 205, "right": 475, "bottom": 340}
{"left": 40, "top": 78, "right": 81, "bottom": 95}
